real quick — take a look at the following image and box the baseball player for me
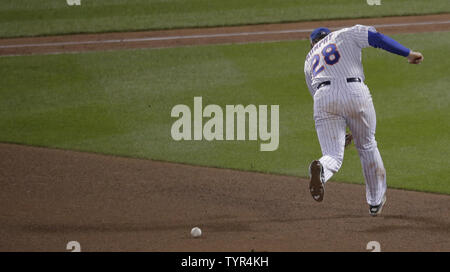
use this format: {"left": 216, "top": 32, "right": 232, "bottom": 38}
{"left": 304, "top": 25, "right": 423, "bottom": 216}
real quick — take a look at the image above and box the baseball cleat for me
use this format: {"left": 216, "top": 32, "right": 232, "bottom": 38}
{"left": 309, "top": 160, "right": 325, "bottom": 202}
{"left": 369, "top": 194, "right": 387, "bottom": 217}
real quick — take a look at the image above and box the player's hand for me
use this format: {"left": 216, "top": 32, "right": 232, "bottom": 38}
{"left": 407, "top": 51, "right": 423, "bottom": 64}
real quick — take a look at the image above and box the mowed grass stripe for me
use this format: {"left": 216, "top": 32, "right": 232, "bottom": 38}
{"left": 1, "top": 0, "right": 450, "bottom": 37}
{"left": 0, "top": 31, "right": 448, "bottom": 194}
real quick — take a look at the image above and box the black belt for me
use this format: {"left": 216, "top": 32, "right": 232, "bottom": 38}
{"left": 317, "top": 77, "right": 362, "bottom": 90}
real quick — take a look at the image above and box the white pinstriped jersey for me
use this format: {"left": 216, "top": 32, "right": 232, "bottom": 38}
{"left": 304, "top": 25, "right": 376, "bottom": 97}
{"left": 304, "top": 25, "right": 387, "bottom": 206}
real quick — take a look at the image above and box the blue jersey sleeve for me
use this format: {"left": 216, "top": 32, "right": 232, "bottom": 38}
{"left": 368, "top": 31, "right": 410, "bottom": 57}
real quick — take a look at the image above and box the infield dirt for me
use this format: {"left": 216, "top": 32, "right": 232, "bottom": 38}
{"left": 0, "top": 143, "right": 449, "bottom": 251}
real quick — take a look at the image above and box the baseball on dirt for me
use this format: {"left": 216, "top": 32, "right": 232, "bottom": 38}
{"left": 190, "top": 227, "right": 202, "bottom": 238}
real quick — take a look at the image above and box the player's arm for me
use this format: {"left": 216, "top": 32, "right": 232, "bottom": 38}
{"left": 367, "top": 30, "right": 423, "bottom": 64}
{"left": 304, "top": 62, "right": 315, "bottom": 97}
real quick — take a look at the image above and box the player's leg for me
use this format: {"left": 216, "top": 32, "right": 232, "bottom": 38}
{"left": 343, "top": 85, "right": 387, "bottom": 207}
{"left": 314, "top": 116, "right": 347, "bottom": 182}
{"left": 309, "top": 113, "right": 346, "bottom": 202}
{"left": 313, "top": 90, "right": 347, "bottom": 183}
{"left": 309, "top": 88, "right": 346, "bottom": 202}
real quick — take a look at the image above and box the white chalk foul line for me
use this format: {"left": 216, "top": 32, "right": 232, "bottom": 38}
{"left": 1, "top": 20, "right": 449, "bottom": 49}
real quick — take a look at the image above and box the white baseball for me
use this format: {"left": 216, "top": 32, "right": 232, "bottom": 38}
{"left": 190, "top": 227, "right": 202, "bottom": 238}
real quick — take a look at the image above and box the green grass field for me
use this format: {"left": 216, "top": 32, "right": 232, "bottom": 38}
{"left": 1, "top": 0, "right": 449, "bottom": 37}
{"left": 1, "top": 31, "right": 449, "bottom": 194}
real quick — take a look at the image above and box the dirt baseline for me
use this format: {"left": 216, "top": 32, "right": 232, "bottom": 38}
{"left": 0, "top": 143, "right": 449, "bottom": 251}
{"left": 0, "top": 14, "right": 449, "bottom": 56}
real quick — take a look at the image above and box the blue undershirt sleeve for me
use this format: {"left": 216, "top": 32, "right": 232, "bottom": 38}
{"left": 368, "top": 31, "right": 410, "bottom": 57}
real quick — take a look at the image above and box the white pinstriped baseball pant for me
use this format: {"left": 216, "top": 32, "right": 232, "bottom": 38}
{"left": 313, "top": 78, "right": 386, "bottom": 206}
